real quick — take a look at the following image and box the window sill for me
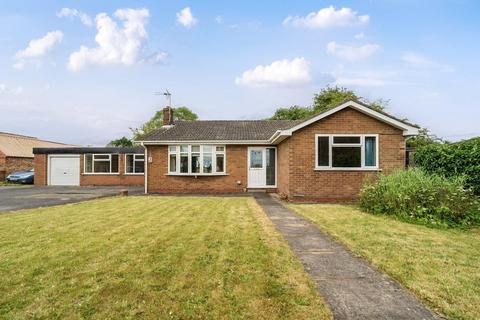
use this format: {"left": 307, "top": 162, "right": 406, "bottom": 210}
{"left": 82, "top": 173, "right": 120, "bottom": 175}
{"left": 165, "top": 173, "right": 229, "bottom": 177}
{"left": 314, "top": 167, "right": 381, "bottom": 172}
{"left": 124, "top": 173, "right": 145, "bottom": 176}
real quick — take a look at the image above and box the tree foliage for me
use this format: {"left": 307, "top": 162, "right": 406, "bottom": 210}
{"left": 106, "top": 136, "right": 134, "bottom": 147}
{"left": 407, "top": 128, "right": 443, "bottom": 148}
{"left": 173, "top": 106, "right": 198, "bottom": 121}
{"left": 270, "top": 105, "right": 312, "bottom": 120}
{"left": 270, "top": 86, "right": 386, "bottom": 120}
{"left": 132, "top": 106, "right": 198, "bottom": 140}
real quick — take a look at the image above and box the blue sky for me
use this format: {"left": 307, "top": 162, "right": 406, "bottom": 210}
{"left": 1, "top": 1, "right": 479, "bottom": 145}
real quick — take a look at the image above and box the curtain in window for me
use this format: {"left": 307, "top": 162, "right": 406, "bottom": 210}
{"left": 365, "top": 137, "right": 376, "bottom": 166}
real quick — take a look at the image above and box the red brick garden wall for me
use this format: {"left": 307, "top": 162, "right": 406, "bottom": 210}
{"left": 0, "top": 151, "right": 5, "bottom": 180}
{"left": 1, "top": 156, "right": 34, "bottom": 180}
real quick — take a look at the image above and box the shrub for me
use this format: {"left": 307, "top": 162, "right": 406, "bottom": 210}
{"left": 359, "top": 168, "right": 480, "bottom": 227}
{"left": 414, "top": 138, "right": 480, "bottom": 194}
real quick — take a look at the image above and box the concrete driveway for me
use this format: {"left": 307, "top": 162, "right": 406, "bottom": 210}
{"left": 0, "top": 186, "right": 144, "bottom": 212}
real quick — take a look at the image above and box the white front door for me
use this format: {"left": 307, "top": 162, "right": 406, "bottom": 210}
{"left": 49, "top": 155, "right": 80, "bottom": 186}
{"left": 248, "top": 147, "right": 276, "bottom": 188}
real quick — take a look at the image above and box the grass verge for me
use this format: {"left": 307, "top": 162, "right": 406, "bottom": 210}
{"left": 0, "top": 196, "right": 330, "bottom": 319}
{"left": 0, "top": 182, "right": 28, "bottom": 187}
{"left": 290, "top": 203, "right": 480, "bottom": 320}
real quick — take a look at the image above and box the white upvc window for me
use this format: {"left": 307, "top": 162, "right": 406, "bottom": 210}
{"left": 84, "top": 154, "right": 119, "bottom": 174}
{"left": 315, "top": 134, "right": 379, "bottom": 170}
{"left": 125, "top": 154, "right": 145, "bottom": 174}
{"left": 168, "top": 145, "right": 226, "bottom": 175}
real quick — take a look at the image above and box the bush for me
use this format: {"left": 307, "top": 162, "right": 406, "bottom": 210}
{"left": 359, "top": 169, "right": 480, "bottom": 227}
{"left": 414, "top": 138, "right": 480, "bottom": 194}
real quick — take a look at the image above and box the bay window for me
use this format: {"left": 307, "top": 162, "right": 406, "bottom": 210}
{"left": 84, "top": 154, "right": 119, "bottom": 174}
{"left": 315, "top": 134, "right": 378, "bottom": 170}
{"left": 125, "top": 154, "right": 144, "bottom": 174}
{"left": 168, "top": 145, "right": 226, "bottom": 175}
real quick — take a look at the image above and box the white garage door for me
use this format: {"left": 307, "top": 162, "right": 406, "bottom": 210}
{"left": 49, "top": 155, "right": 80, "bottom": 186}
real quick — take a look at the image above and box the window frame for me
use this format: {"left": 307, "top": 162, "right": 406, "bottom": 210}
{"left": 83, "top": 153, "right": 120, "bottom": 175}
{"left": 167, "top": 145, "right": 227, "bottom": 176}
{"left": 124, "top": 153, "right": 145, "bottom": 175}
{"left": 314, "top": 134, "right": 379, "bottom": 171}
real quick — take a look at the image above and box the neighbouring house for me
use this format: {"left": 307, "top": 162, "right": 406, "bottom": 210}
{"left": 0, "top": 132, "right": 72, "bottom": 181}
{"left": 33, "top": 100, "right": 419, "bottom": 201}
{"left": 33, "top": 147, "right": 145, "bottom": 186}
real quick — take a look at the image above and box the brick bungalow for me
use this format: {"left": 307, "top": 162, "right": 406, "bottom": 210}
{"left": 0, "top": 132, "right": 71, "bottom": 181}
{"left": 33, "top": 100, "right": 419, "bottom": 201}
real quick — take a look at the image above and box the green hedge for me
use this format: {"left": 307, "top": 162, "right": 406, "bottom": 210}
{"left": 413, "top": 138, "right": 480, "bottom": 194}
{"left": 359, "top": 169, "right": 480, "bottom": 227}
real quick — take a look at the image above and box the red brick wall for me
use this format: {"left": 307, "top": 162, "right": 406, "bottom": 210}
{"left": 3, "top": 157, "right": 34, "bottom": 180}
{"left": 34, "top": 154, "right": 47, "bottom": 185}
{"left": 277, "top": 139, "right": 290, "bottom": 197}
{"left": 80, "top": 154, "right": 144, "bottom": 186}
{"left": 0, "top": 151, "right": 5, "bottom": 180}
{"left": 279, "top": 107, "right": 406, "bottom": 202}
{"left": 146, "top": 145, "right": 248, "bottom": 193}
{"left": 33, "top": 154, "right": 144, "bottom": 186}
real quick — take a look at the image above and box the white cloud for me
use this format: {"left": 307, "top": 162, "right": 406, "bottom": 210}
{"left": 326, "top": 41, "right": 380, "bottom": 61}
{"left": 215, "top": 16, "right": 223, "bottom": 24}
{"left": 13, "top": 30, "right": 63, "bottom": 69}
{"left": 401, "top": 52, "right": 432, "bottom": 65}
{"left": 354, "top": 32, "right": 365, "bottom": 39}
{"left": 334, "top": 77, "right": 386, "bottom": 87}
{"left": 235, "top": 57, "right": 311, "bottom": 87}
{"left": 141, "top": 52, "right": 168, "bottom": 65}
{"left": 0, "top": 84, "right": 23, "bottom": 95}
{"left": 68, "top": 8, "right": 151, "bottom": 71}
{"left": 283, "top": 6, "right": 369, "bottom": 29}
{"left": 57, "top": 8, "right": 93, "bottom": 26}
{"left": 401, "top": 52, "right": 454, "bottom": 72}
{"left": 176, "top": 7, "right": 197, "bottom": 29}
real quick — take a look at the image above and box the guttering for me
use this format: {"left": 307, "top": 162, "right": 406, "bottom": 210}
{"left": 135, "top": 140, "right": 273, "bottom": 145}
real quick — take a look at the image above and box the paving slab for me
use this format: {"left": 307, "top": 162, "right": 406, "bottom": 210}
{"left": 254, "top": 193, "right": 439, "bottom": 320}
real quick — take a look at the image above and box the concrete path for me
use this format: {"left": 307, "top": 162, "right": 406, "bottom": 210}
{"left": 0, "top": 186, "right": 144, "bottom": 212}
{"left": 254, "top": 194, "right": 438, "bottom": 320}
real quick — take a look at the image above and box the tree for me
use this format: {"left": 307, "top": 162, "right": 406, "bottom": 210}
{"left": 131, "top": 106, "right": 198, "bottom": 140}
{"left": 270, "top": 86, "right": 387, "bottom": 121}
{"left": 173, "top": 106, "right": 198, "bottom": 121}
{"left": 406, "top": 128, "right": 444, "bottom": 148}
{"left": 270, "top": 105, "right": 312, "bottom": 120}
{"left": 107, "top": 136, "right": 134, "bottom": 147}
{"left": 312, "top": 86, "right": 386, "bottom": 114}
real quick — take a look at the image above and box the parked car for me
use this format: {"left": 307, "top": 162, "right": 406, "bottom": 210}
{"left": 6, "top": 169, "right": 34, "bottom": 184}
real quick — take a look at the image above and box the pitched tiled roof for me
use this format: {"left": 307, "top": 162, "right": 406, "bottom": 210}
{"left": 0, "top": 132, "right": 73, "bottom": 158}
{"left": 139, "top": 120, "right": 302, "bottom": 142}
{"left": 137, "top": 100, "right": 419, "bottom": 143}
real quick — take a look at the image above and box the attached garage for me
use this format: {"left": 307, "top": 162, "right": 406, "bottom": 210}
{"left": 33, "top": 147, "right": 145, "bottom": 187}
{"left": 48, "top": 155, "right": 80, "bottom": 186}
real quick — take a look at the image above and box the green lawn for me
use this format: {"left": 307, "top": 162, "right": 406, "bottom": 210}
{"left": 290, "top": 203, "right": 480, "bottom": 320}
{"left": 0, "top": 197, "right": 331, "bottom": 319}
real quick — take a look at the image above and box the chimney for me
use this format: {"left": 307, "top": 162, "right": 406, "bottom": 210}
{"left": 162, "top": 106, "right": 174, "bottom": 126}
